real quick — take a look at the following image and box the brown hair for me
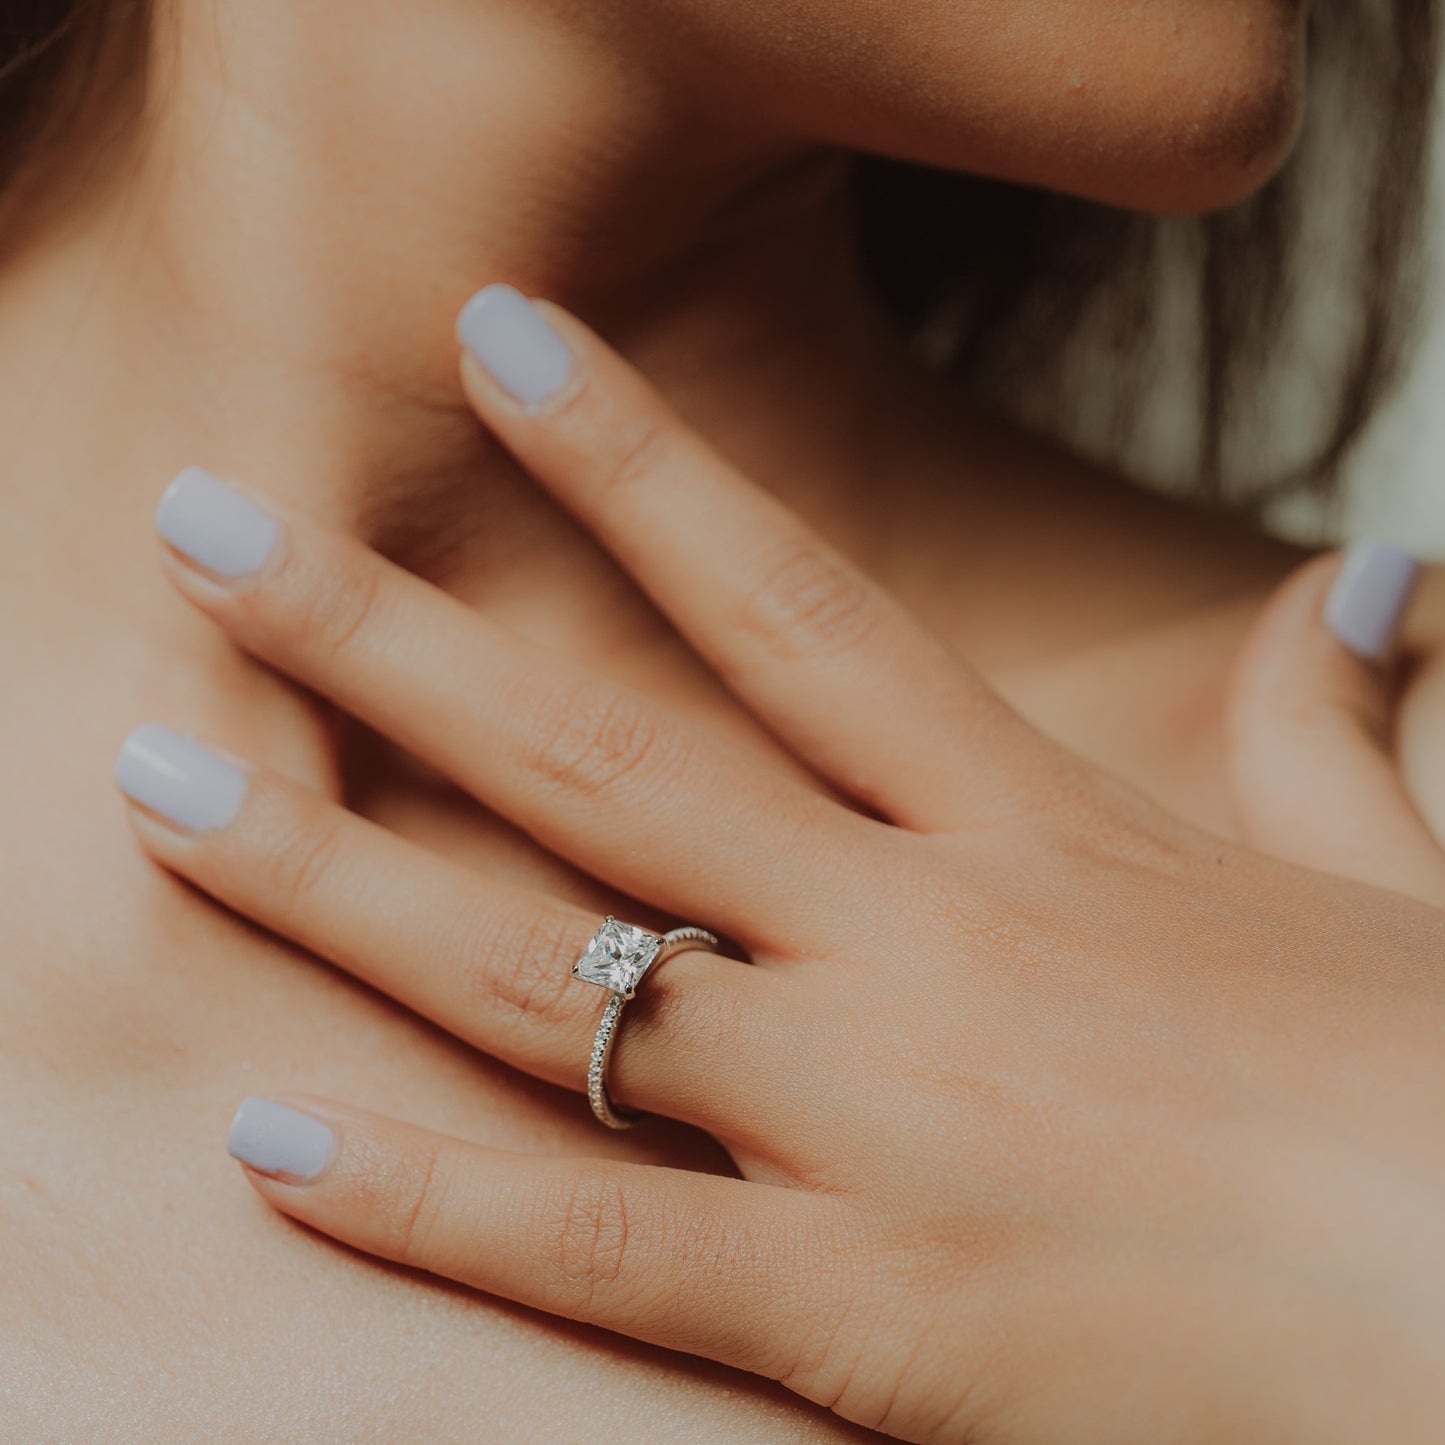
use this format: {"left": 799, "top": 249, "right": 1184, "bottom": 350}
{"left": 3, "top": 1, "right": 1437, "bottom": 509}
{"left": 1, "top": 1, "right": 148, "bottom": 207}
{"left": 858, "top": 2, "right": 1438, "bottom": 510}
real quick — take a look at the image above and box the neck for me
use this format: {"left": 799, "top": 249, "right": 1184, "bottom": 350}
{"left": 0, "top": 0, "right": 1289, "bottom": 839}
{"left": 0, "top": 1, "right": 905, "bottom": 607}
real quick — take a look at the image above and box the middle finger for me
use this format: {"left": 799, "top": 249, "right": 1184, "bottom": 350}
{"left": 152, "top": 466, "right": 871, "bottom": 947}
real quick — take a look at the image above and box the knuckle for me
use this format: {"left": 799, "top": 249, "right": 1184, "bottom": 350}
{"left": 455, "top": 896, "right": 587, "bottom": 1036}
{"left": 385, "top": 1136, "right": 448, "bottom": 1267}
{"left": 953, "top": 746, "right": 1110, "bottom": 841}
{"left": 761, "top": 1211, "right": 867, "bottom": 1394}
{"left": 260, "top": 807, "right": 348, "bottom": 912}
{"left": 737, "top": 535, "right": 878, "bottom": 661}
{"left": 906, "top": 856, "right": 1005, "bottom": 956}
{"left": 590, "top": 406, "right": 672, "bottom": 500}
{"left": 537, "top": 1167, "right": 637, "bottom": 1313}
{"left": 288, "top": 547, "right": 387, "bottom": 662}
{"left": 1022, "top": 757, "right": 1114, "bottom": 838}
{"left": 524, "top": 682, "right": 687, "bottom": 802}
{"left": 1035, "top": 761, "right": 1191, "bottom": 871}
{"left": 777, "top": 1307, "right": 860, "bottom": 1414}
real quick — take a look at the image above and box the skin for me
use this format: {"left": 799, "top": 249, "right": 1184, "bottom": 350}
{"left": 119, "top": 306, "right": 1445, "bottom": 1443}
{"left": 2, "top": 0, "right": 1442, "bottom": 1439}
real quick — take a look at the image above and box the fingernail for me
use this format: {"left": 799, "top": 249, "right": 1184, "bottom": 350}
{"left": 455, "top": 284, "right": 574, "bottom": 408}
{"left": 1324, "top": 540, "right": 1420, "bottom": 663}
{"left": 156, "top": 466, "right": 280, "bottom": 579}
{"left": 227, "top": 1098, "right": 335, "bottom": 1183}
{"left": 114, "top": 724, "right": 248, "bottom": 832}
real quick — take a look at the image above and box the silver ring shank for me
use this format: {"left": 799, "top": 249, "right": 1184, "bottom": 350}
{"left": 587, "top": 926, "right": 721, "bottom": 1130}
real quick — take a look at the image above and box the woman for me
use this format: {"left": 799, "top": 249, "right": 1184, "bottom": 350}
{"left": 2, "top": 1, "right": 1443, "bottom": 1441}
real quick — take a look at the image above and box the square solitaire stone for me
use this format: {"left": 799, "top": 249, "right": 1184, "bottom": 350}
{"left": 572, "top": 917, "right": 663, "bottom": 999}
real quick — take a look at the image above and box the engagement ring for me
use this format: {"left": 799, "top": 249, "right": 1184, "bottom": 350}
{"left": 571, "top": 916, "right": 721, "bottom": 1129}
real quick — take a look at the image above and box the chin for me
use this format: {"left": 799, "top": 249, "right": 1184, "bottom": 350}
{"left": 985, "top": 0, "right": 1313, "bottom": 215}
{"left": 1104, "top": 7, "right": 1310, "bottom": 214}
{"left": 804, "top": 0, "right": 1310, "bottom": 215}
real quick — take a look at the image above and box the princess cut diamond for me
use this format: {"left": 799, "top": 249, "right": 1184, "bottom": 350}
{"left": 571, "top": 917, "right": 663, "bottom": 998}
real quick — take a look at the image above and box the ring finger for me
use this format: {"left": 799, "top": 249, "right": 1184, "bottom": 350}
{"left": 113, "top": 724, "right": 780, "bottom": 1139}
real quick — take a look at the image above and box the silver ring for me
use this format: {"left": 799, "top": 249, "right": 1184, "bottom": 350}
{"left": 570, "top": 916, "right": 721, "bottom": 1130}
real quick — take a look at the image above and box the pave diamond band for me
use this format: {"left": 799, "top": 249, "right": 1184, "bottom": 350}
{"left": 572, "top": 917, "right": 722, "bottom": 1130}
{"left": 586, "top": 993, "right": 632, "bottom": 1130}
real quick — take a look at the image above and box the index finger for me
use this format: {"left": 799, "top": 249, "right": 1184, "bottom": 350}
{"left": 456, "top": 285, "right": 1058, "bottom": 833}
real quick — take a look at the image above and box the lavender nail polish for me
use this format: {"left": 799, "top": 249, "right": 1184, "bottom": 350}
{"left": 114, "top": 724, "right": 248, "bottom": 833}
{"left": 227, "top": 1098, "right": 335, "bottom": 1182}
{"left": 1324, "top": 540, "right": 1420, "bottom": 664}
{"left": 156, "top": 466, "right": 279, "bottom": 580}
{"left": 455, "top": 284, "right": 574, "bottom": 408}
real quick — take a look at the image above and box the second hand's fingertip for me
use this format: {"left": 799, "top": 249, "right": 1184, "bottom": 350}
{"left": 1323, "top": 540, "right": 1421, "bottom": 665}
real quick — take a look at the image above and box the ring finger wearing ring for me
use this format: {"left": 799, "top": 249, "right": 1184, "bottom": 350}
{"left": 113, "top": 727, "right": 765, "bottom": 1137}
{"left": 571, "top": 919, "right": 725, "bottom": 1129}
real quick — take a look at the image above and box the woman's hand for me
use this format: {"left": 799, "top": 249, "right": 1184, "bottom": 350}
{"left": 115, "top": 287, "right": 1445, "bottom": 1445}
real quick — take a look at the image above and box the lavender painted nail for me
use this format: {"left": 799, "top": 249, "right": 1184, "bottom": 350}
{"left": 156, "top": 466, "right": 279, "bottom": 579}
{"left": 455, "top": 284, "right": 574, "bottom": 408}
{"left": 114, "top": 724, "right": 248, "bottom": 833}
{"left": 1324, "top": 540, "right": 1420, "bottom": 664}
{"left": 227, "top": 1098, "right": 335, "bottom": 1182}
